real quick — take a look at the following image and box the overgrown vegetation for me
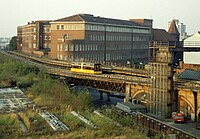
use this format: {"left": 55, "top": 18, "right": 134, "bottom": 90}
{"left": 0, "top": 52, "right": 149, "bottom": 138}
{"left": 0, "top": 114, "right": 21, "bottom": 138}
{"left": 0, "top": 53, "right": 91, "bottom": 111}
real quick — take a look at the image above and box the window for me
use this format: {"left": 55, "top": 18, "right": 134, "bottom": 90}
{"left": 45, "top": 36, "right": 48, "bottom": 40}
{"left": 69, "top": 44, "right": 74, "bottom": 51}
{"left": 44, "top": 43, "right": 47, "bottom": 48}
{"left": 33, "top": 43, "right": 36, "bottom": 48}
{"left": 32, "top": 28, "right": 36, "bottom": 32}
{"left": 57, "top": 25, "right": 60, "bottom": 30}
{"left": 75, "top": 44, "right": 79, "bottom": 51}
{"left": 64, "top": 55, "right": 67, "bottom": 60}
{"left": 60, "top": 44, "right": 63, "bottom": 51}
{"left": 60, "top": 54, "right": 63, "bottom": 60}
{"left": 46, "top": 28, "right": 50, "bottom": 32}
{"left": 64, "top": 44, "right": 68, "bottom": 51}
{"left": 61, "top": 25, "right": 64, "bottom": 30}
{"left": 33, "top": 35, "right": 36, "bottom": 40}
{"left": 80, "top": 44, "right": 82, "bottom": 51}
{"left": 57, "top": 44, "right": 59, "bottom": 51}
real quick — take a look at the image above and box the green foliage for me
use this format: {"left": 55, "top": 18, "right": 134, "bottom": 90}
{"left": 0, "top": 55, "right": 40, "bottom": 88}
{"left": 9, "top": 36, "right": 17, "bottom": 50}
{"left": 28, "top": 77, "right": 91, "bottom": 111}
{"left": 103, "top": 108, "right": 135, "bottom": 127}
{"left": 0, "top": 114, "right": 19, "bottom": 126}
{"left": 62, "top": 112, "right": 86, "bottom": 130}
{"left": 16, "top": 73, "right": 37, "bottom": 88}
{"left": 0, "top": 52, "right": 13, "bottom": 64}
{"left": 0, "top": 62, "right": 19, "bottom": 80}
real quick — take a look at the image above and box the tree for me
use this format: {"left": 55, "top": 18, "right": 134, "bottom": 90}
{"left": 9, "top": 36, "right": 17, "bottom": 50}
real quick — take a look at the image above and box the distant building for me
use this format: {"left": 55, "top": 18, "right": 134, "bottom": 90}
{"left": 17, "top": 20, "right": 51, "bottom": 56}
{"left": 152, "top": 28, "right": 177, "bottom": 45}
{"left": 168, "top": 19, "right": 187, "bottom": 41}
{"left": 150, "top": 20, "right": 180, "bottom": 65}
{"left": 168, "top": 20, "right": 182, "bottom": 65}
{"left": 50, "top": 14, "right": 152, "bottom": 65}
{"left": 182, "top": 32, "right": 200, "bottom": 69}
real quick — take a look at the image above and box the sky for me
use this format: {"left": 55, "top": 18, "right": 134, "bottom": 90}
{"left": 0, "top": 0, "right": 199, "bottom": 37}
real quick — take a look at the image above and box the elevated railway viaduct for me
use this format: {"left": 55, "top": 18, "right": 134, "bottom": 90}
{"left": 2, "top": 45, "right": 200, "bottom": 122}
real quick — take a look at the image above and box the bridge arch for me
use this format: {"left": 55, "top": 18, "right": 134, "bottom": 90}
{"left": 132, "top": 89, "right": 149, "bottom": 99}
{"left": 197, "top": 107, "right": 200, "bottom": 116}
{"left": 179, "top": 95, "right": 194, "bottom": 113}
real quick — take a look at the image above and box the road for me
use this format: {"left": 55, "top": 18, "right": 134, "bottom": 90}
{"left": 166, "top": 120, "right": 200, "bottom": 138}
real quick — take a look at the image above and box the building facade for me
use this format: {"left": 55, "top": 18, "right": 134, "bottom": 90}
{"left": 50, "top": 14, "right": 152, "bottom": 65}
{"left": 183, "top": 33, "right": 200, "bottom": 66}
{"left": 17, "top": 20, "right": 51, "bottom": 56}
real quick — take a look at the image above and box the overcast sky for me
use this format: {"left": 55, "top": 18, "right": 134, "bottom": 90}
{"left": 0, "top": 0, "right": 199, "bottom": 37}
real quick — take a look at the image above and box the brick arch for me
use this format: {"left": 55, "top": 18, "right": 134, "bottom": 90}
{"left": 197, "top": 107, "right": 200, "bottom": 116}
{"left": 180, "top": 95, "right": 194, "bottom": 113}
{"left": 132, "top": 89, "right": 148, "bottom": 98}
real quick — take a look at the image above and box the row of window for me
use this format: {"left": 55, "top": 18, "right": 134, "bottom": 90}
{"left": 57, "top": 53, "right": 124, "bottom": 61}
{"left": 55, "top": 24, "right": 150, "bottom": 34}
{"left": 44, "top": 36, "right": 51, "bottom": 40}
{"left": 56, "top": 51, "right": 147, "bottom": 62}
{"left": 22, "top": 27, "right": 51, "bottom": 33}
{"left": 57, "top": 44, "right": 98, "bottom": 52}
{"left": 89, "top": 34, "right": 149, "bottom": 42}
{"left": 44, "top": 43, "right": 51, "bottom": 48}
{"left": 44, "top": 28, "right": 51, "bottom": 33}
{"left": 85, "top": 24, "right": 150, "bottom": 34}
{"left": 56, "top": 24, "right": 82, "bottom": 30}
{"left": 30, "top": 43, "right": 51, "bottom": 49}
{"left": 31, "top": 35, "right": 51, "bottom": 41}
{"left": 57, "top": 43, "right": 148, "bottom": 52}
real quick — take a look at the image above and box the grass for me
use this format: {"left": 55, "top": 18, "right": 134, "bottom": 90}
{"left": 0, "top": 113, "right": 21, "bottom": 138}
{"left": 0, "top": 113, "right": 19, "bottom": 126}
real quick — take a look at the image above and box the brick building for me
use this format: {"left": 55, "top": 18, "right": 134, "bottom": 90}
{"left": 17, "top": 14, "right": 152, "bottom": 65}
{"left": 50, "top": 14, "right": 152, "bottom": 65}
{"left": 17, "top": 20, "right": 51, "bottom": 56}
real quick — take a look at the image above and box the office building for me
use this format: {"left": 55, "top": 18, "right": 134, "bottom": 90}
{"left": 50, "top": 14, "right": 152, "bottom": 65}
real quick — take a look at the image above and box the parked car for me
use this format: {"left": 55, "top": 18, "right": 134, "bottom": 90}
{"left": 172, "top": 112, "right": 185, "bottom": 123}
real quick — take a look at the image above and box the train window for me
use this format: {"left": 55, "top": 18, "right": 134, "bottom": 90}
{"left": 94, "top": 64, "right": 101, "bottom": 71}
{"left": 72, "top": 65, "right": 81, "bottom": 69}
{"left": 83, "top": 66, "right": 93, "bottom": 70}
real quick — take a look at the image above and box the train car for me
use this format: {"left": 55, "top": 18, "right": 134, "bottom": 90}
{"left": 70, "top": 62, "right": 102, "bottom": 74}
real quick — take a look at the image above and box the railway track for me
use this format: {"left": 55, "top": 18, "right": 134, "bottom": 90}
{"left": 4, "top": 51, "right": 148, "bottom": 78}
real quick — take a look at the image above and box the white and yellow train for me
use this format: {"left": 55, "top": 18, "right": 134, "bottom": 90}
{"left": 70, "top": 62, "right": 102, "bottom": 74}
